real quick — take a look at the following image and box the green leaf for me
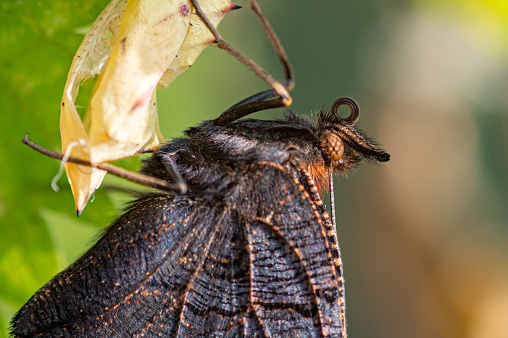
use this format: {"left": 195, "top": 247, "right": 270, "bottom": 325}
{"left": 0, "top": 1, "right": 115, "bottom": 335}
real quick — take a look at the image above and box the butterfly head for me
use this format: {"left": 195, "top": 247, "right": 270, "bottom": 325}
{"left": 318, "top": 97, "right": 390, "bottom": 173}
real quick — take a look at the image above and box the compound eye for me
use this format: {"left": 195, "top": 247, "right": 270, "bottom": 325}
{"left": 325, "top": 133, "right": 345, "bottom": 161}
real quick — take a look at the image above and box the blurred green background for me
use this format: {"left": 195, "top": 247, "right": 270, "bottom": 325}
{"left": 1, "top": 0, "right": 507, "bottom": 337}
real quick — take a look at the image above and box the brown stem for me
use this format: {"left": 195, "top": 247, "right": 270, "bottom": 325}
{"left": 22, "top": 135, "right": 186, "bottom": 193}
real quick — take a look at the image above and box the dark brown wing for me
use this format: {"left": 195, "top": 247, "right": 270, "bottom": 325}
{"left": 13, "top": 162, "right": 345, "bottom": 337}
{"left": 238, "top": 162, "right": 345, "bottom": 337}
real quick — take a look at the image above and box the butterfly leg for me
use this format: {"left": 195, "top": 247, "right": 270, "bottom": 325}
{"left": 22, "top": 135, "right": 186, "bottom": 193}
{"left": 190, "top": 0, "right": 294, "bottom": 125}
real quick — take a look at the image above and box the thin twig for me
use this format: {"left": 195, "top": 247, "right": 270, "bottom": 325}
{"left": 22, "top": 134, "right": 186, "bottom": 193}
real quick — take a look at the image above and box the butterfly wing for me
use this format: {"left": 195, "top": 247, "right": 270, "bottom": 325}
{"left": 238, "top": 162, "right": 345, "bottom": 337}
{"left": 12, "top": 195, "right": 234, "bottom": 337}
{"left": 13, "top": 162, "right": 345, "bottom": 337}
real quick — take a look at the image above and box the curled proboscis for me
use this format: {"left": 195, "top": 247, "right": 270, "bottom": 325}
{"left": 331, "top": 97, "right": 360, "bottom": 125}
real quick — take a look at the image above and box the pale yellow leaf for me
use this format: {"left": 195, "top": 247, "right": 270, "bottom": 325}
{"left": 61, "top": 0, "right": 124, "bottom": 213}
{"left": 61, "top": 0, "right": 236, "bottom": 213}
{"left": 159, "top": 0, "right": 235, "bottom": 87}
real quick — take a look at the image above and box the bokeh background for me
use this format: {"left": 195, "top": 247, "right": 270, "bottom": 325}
{"left": 1, "top": 0, "right": 507, "bottom": 337}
